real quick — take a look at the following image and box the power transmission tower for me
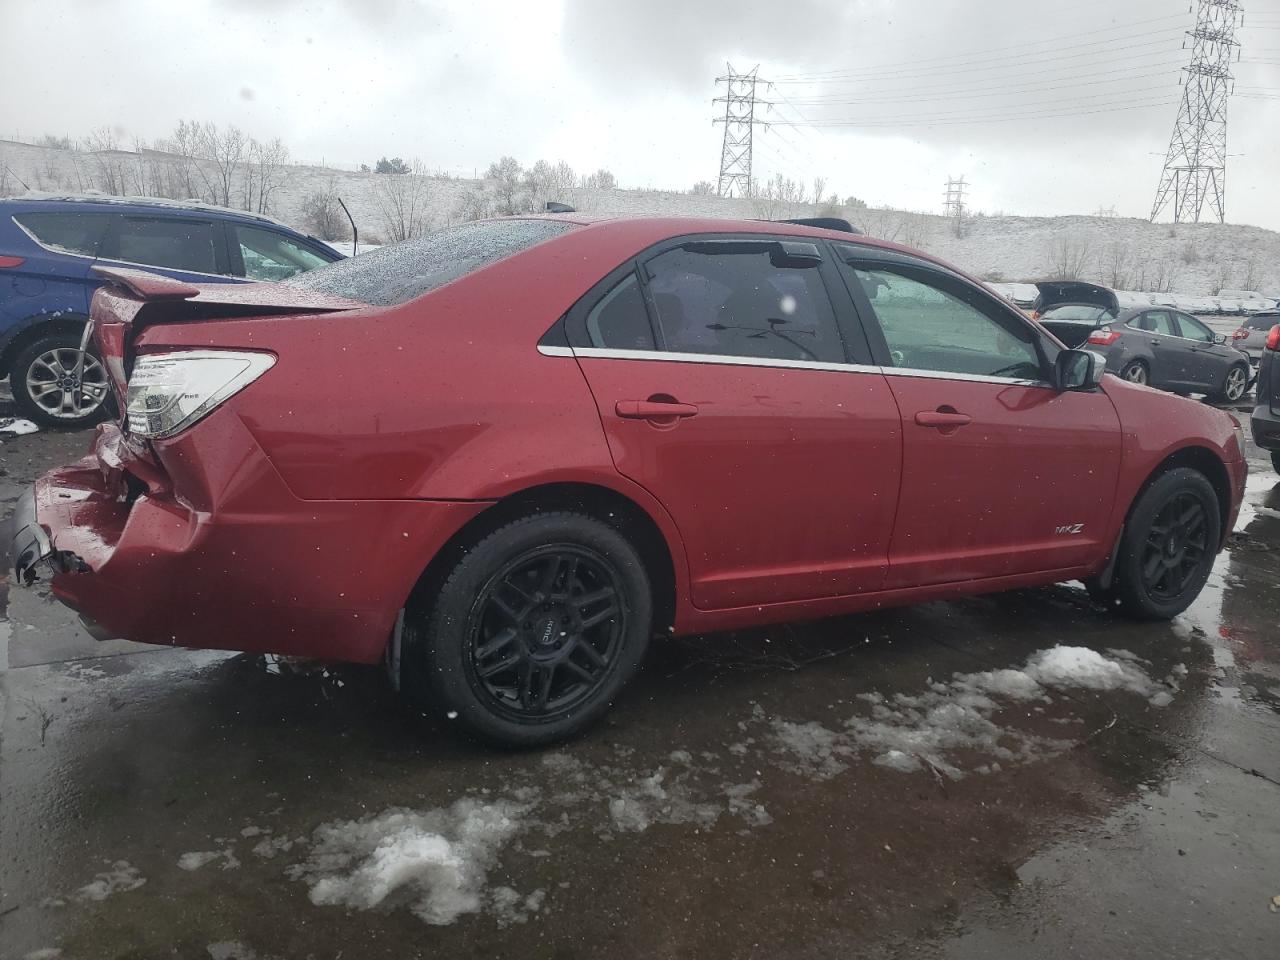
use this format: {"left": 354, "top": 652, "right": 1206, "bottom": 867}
{"left": 942, "top": 175, "right": 968, "bottom": 218}
{"left": 714, "top": 64, "right": 770, "bottom": 198}
{"left": 1150, "top": 0, "right": 1243, "bottom": 224}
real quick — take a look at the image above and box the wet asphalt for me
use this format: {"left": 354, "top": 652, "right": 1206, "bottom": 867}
{"left": 1, "top": 407, "right": 1277, "bottom": 960}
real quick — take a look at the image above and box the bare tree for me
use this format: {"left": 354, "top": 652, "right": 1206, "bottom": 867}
{"left": 1240, "top": 258, "right": 1260, "bottom": 291}
{"left": 454, "top": 187, "right": 494, "bottom": 223}
{"left": 85, "top": 126, "right": 129, "bottom": 195}
{"left": 195, "top": 123, "right": 247, "bottom": 207}
{"left": 485, "top": 156, "right": 524, "bottom": 215}
{"left": 300, "top": 178, "right": 351, "bottom": 240}
{"left": 690, "top": 180, "right": 715, "bottom": 196}
{"left": 1098, "top": 237, "right": 1133, "bottom": 289}
{"left": 812, "top": 176, "right": 826, "bottom": 206}
{"left": 242, "top": 137, "right": 290, "bottom": 213}
{"left": 750, "top": 172, "right": 808, "bottom": 219}
{"left": 581, "top": 168, "right": 617, "bottom": 190}
{"left": 373, "top": 161, "right": 431, "bottom": 242}
{"left": 524, "top": 159, "right": 577, "bottom": 210}
{"left": 1213, "top": 259, "right": 1234, "bottom": 295}
{"left": 1045, "top": 233, "right": 1093, "bottom": 281}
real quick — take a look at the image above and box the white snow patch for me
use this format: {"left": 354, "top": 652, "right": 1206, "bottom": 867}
{"left": 22, "top": 950, "right": 63, "bottom": 960}
{"left": 178, "top": 849, "right": 239, "bottom": 871}
{"left": 606, "top": 769, "right": 720, "bottom": 832}
{"left": 0, "top": 417, "right": 40, "bottom": 436}
{"left": 251, "top": 835, "right": 298, "bottom": 859}
{"left": 772, "top": 645, "right": 1174, "bottom": 779}
{"left": 74, "top": 861, "right": 145, "bottom": 901}
{"left": 289, "top": 799, "right": 527, "bottom": 925}
{"left": 1024, "top": 646, "right": 1156, "bottom": 696}
{"left": 489, "top": 886, "right": 546, "bottom": 927}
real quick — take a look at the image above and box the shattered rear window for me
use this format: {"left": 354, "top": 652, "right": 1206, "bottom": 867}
{"left": 283, "top": 219, "right": 575, "bottom": 306}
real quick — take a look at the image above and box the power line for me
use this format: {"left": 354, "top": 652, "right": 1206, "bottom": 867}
{"left": 766, "top": 96, "right": 1175, "bottom": 129}
{"left": 771, "top": 13, "right": 1189, "bottom": 80}
{"left": 1151, "top": 0, "right": 1243, "bottom": 224}
{"left": 764, "top": 91, "right": 1177, "bottom": 127}
{"left": 773, "top": 31, "right": 1189, "bottom": 85}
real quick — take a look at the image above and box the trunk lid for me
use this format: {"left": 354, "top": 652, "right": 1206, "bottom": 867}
{"left": 88, "top": 265, "right": 360, "bottom": 407}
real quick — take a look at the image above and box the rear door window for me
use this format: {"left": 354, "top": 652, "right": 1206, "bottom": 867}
{"left": 642, "top": 241, "right": 846, "bottom": 363}
{"left": 13, "top": 212, "right": 113, "bottom": 257}
{"left": 233, "top": 224, "right": 332, "bottom": 280}
{"left": 106, "top": 217, "right": 222, "bottom": 274}
{"left": 585, "top": 273, "right": 655, "bottom": 350}
{"left": 1136, "top": 311, "right": 1178, "bottom": 336}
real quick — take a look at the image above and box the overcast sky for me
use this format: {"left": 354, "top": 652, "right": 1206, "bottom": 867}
{"left": 3, "top": 0, "right": 1279, "bottom": 227}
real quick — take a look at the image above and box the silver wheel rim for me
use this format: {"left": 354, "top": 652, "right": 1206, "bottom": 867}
{"left": 25, "top": 348, "right": 109, "bottom": 420}
{"left": 1224, "top": 367, "right": 1247, "bottom": 401}
{"left": 1124, "top": 364, "right": 1147, "bottom": 384}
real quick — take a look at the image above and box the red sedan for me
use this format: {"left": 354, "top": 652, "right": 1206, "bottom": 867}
{"left": 10, "top": 216, "right": 1246, "bottom": 745}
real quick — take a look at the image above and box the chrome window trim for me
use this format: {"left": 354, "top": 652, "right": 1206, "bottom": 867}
{"left": 540, "top": 344, "right": 1049, "bottom": 387}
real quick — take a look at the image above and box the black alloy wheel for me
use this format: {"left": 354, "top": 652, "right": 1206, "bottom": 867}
{"left": 403, "top": 511, "right": 653, "bottom": 746}
{"left": 1138, "top": 490, "right": 1209, "bottom": 602}
{"left": 465, "top": 545, "right": 626, "bottom": 720}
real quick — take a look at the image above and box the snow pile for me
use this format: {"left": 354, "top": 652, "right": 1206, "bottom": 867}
{"left": 177, "top": 849, "right": 239, "bottom": 871}
{"left": 772, "top": 645, "right": 1179, "bottom": 780}
{"left": 607, "top": 769, "right": 721, "bottom": 832}
{"left": 0, "top": 417, "right": 40, "bottom": 437}
{"left": 289, "top": 799, "right": 528, "bottom": 926}
{"left": 1023, "top": 646, "right": 1159, "bottom": 697}
{"left": 73, "top": 861, "right": 146, "bottom": 901}
{"left": 489, "top": 886, "right": 546, "bottom": 927}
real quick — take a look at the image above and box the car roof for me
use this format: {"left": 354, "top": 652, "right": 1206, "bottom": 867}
{"left": 524, "top": 214, "right": 978, "bottom": 280}
{"left": 0, "top": 192, "right": 292, "bottom": 229}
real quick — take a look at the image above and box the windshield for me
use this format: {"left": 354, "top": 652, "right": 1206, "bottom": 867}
{"left": 284, "top": 219, "right": 575, "bottom": 305}
{"left": 1040, "top": 304, "right": 1117, "bottom": 322}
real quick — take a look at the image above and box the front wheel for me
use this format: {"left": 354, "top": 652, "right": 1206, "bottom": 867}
{"left": 10, "top": 332, "right": 111, "bottom": 429}
{"left": 1213, "top": 363, "right": 1250, "bottom": 404}
{"left": 403, "top": 511, "right": 653, "bottom": 746}
{"left": 1109, "top": 468, "right": 1220, "bottom": 620}
{"left": 1120, "top": 360, "right": 1149, "bottom": 386}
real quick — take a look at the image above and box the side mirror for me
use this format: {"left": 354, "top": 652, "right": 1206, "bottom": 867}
{"left": 1055, "top": 349, "right": 1106, "bottom": 391}
{"left": 1213, "top": 332, "right": 1227, "bottom": 345}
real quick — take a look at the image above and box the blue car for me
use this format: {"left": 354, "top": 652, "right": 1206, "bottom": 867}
{"left": 0, "top": 195, "right": 343, "bottom": 427}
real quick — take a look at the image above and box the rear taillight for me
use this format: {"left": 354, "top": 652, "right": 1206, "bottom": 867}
{"left": 1231, "top": 327, "right": 1249, "bottom": 340}
{"left": 1267, "top": 325, "right": 1280, "bottom": 351}
{"left": 1087, "top": 327, "right": 1122, "bottom": 346}
{"left": 0, "top": 255, "right": 26, "bottom": 268}
{"left": 126, "top": 351, "right": 275, "bottom": 439}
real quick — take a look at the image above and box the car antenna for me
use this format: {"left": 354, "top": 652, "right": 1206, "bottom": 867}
{"left": 337, "top": 197, "right": 358, "bottom": 257}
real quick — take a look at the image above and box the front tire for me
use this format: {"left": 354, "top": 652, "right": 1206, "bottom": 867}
{"left": 1120, "top": 360, "right": 1149, "bottom": 386}
{"left": 404, "top": 511, "right": 653, "bottom": 747}
{"left": 10, "top": 332, "right": 111, "bottom": 429}
{"left": 1271, "top": 450, "right": 1280, "bottom": 474}
{"left": 1109, "top": 468, "right": 1220, "bottom": 621}
{"left": 1213, "top": 363, "right": 1250, "bottom": 404}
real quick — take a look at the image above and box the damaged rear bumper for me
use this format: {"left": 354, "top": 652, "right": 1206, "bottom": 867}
{"left": 12, "top": 416, "right": 491, "bottom": 663}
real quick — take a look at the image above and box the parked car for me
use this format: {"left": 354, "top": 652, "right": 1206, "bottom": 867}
{"left": 10, "top": 216, "right": 1246, "bottom": 746}
{"left": 1250, "top": 321, "right": 1280, "bottom": 473}
{"left": 1230, "top": 309, "right": 1280, "bottom": 369}
{"left": 0, "top": 195, "right": 343, "bottom": 428}
{"left": 1034, "top": 282, "right": 1251, "bottom": 402}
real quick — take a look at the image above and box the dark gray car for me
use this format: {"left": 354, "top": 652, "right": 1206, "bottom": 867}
{"left": 1041, "top": 304, "right": 1252, "bottom": 402}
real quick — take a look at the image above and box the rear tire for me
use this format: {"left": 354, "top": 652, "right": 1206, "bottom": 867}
{"left": 1120, "top": 360, "right": 1149, "bottom": 386}
{"left": 1212, "top": 362, "right": 1250, "bottom": 404}
{"left": 403, "top": 511, "right": 653, "bottom": 747}
{"left": 1109, "top": 468, "right": 1220, "bottom": 621}
{"left": 10, "top": 331, "right": 111, "bottom": 429}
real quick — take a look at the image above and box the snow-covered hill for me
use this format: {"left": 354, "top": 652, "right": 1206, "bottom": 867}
{"left": 3, "top": 138, "right": 1277, "bottom": 297}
